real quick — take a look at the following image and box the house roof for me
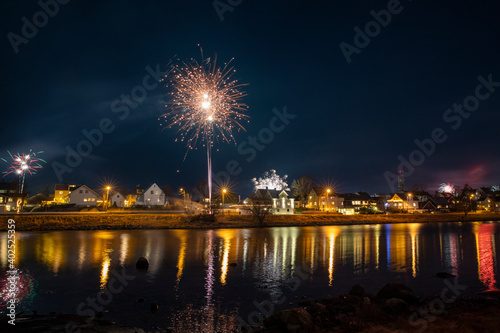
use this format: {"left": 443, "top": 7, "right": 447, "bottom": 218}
{"left": 431, "top": 197, "right": 450, "bottom": 206}
{"left": 55, "top": 184, "right": 69, "bottom": 191}
{"left": 68, "top": 185, "right": 100, "bottom": 198}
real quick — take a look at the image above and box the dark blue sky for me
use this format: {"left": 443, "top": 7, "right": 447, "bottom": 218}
{"left": 1, "top": 0, "right": 500, "bottom": 196}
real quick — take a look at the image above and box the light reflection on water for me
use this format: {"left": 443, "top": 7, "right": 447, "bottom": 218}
{"left": 0, "top": 222, "right": 499, "bottom": 330}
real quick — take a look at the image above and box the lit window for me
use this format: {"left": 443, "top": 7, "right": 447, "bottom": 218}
{"left": 155, "top": 191, "right": 159, "bottom": 195}
{"left": 59, "top": 191, "right": 63, "bottom": 194}
{"left": 84, "top": 198, "right": 87, "bottom": 202}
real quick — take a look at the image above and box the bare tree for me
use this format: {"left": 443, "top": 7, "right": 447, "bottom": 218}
{"left": 244, "top": 203, "right": 271, "bottom": 227}
{"left": 291, "top": 176, "right": 313, "bottom": 208}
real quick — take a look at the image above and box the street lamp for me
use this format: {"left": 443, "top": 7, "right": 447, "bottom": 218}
{"left": 180, "top": 188, "right": 186, "bottom": 209}
{"left": 326, "top": 188, "right": 331, "bottom": 213}
{"left": 408, "top": 193, "right": 412, "bottom": 213}
{"left": 222, "top": 188, "right": 227, "bottom": 215}
{"left": 105, "top": 186, "right": 111, "bottom": 212}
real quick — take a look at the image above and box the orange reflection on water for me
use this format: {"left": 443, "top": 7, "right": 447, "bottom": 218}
{"left": 474, "top": 223, "right": 498, "bottom": 291}
{"left": 323, "top": 226, "right": 339, "bottom": 286}
{"left": 216, "top": 230, "right": 236, "bottom": 285}
{"left": 36, "top": 233, "right": 65, "bottom": 275}
{"left": 408, "top": 223, "right": 420, "bottom": 278}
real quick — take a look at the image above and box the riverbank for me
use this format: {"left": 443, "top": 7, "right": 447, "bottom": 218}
{"left": 253, "top": 282, "right": 500, "bottom": 332}
{"left": 1, "top": 212, "right": 500, "bottom": 231}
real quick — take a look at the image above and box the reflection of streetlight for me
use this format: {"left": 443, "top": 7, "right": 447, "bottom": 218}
{"left": 470, "top": 194, "right": 474, "bottom": 211}
{"left": 408, "top": 193, "right": 413, "bottom": 212}
{"left": 222, "top": 188, "right": 227, "bottom": 215}
{"left": 105, "top": 186, "right": 111, "bottom": 212}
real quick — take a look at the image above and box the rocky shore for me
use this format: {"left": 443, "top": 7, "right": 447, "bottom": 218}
{"left": 3, "top": 281, "right": 499, "bottom": 333}
{"left": 252, "top": 281, "right": 500, "bottom": 333}
{"left": 1, "top": 212, "right": 499, "bottom": 231}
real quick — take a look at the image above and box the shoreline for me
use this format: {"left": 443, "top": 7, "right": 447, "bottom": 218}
{"left": 1, "top": 212, "right": 500, "bottom": 231}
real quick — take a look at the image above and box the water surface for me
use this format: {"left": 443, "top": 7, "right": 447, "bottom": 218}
{"left": 1, "top": 222, "right": 499, "bottom": 331}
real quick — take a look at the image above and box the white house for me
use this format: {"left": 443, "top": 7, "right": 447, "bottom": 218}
{"left": 69, "top": 185, "right": 99, "bottom": 207}
{"left": 136, "top": 183, "right": 167, "bottom": 207}
{"left": 111, "top": 192, "right": 125, "bottom": 208}
{"left": 244, "top": 188, "right": 295, "bottom": 215}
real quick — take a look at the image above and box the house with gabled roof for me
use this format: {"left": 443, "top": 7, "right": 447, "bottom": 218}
{"left": 422, "top": 197, "right": 451, "bottom": 212}
{"left": 387, "top": 192, "right": 417, "bottom": 212}
{"left": 111, "top": 192, "right": 126, "bottom": 208}
{"left": 136, "top": 183, "right": 167, "bottom": 207}
{"left": 68, "top": 185, "right": 100, "bottom": 207}
{"left": 245, "top": 188, "right": 296, "bottom": 214}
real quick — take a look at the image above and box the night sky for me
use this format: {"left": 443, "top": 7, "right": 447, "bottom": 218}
{"left": 1, "top": 0, "right": 500, "bottom": 196}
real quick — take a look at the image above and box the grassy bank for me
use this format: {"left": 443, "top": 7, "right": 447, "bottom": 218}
{"left": 1, "top": 212, "right": 500, "bottom": 231}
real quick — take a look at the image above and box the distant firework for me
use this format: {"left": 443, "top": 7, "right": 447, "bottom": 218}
{"left": 1, "top": 150, "right": 46, "bottom": 193}
{"left": 439, "top": 183, "right": 456, "bottom": 194}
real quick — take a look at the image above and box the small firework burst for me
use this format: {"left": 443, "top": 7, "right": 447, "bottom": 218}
{"left": 1, "top": 150, "right": 46, "bottom": 194}
{"left": 438, "top": 183, "right": 456, "bottom": 194}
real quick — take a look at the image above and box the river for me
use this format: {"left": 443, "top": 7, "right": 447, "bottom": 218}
{"left": 1, "top": 222, "right": 499, "bottom": 331}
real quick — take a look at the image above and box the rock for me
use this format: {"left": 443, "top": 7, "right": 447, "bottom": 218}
{"left": 298, "top": 301, "right": 311, "bottom": 307}
{"left": 264, "top": 308, "right": 314, "bottom": 332}
{"left": 349, "top": 284, "right": 367, "bottom": 298}
{"left": 229, "top": 262, "right": 237, "bottom": 267}
{"left": 376, "top": 282, "right": 419, "bottom": 305}
{"left": 309, "top": 302, "right": 327, "bottom": 315}
{"left": 150, "top": 303, "right": 158, "bottom": 313}
{"left": 382, "top": 298, "right": 409, "bottom": 314}
{"left": 436, "top": 272, "right": 456, "bottom": 278}
{"left": 136, "top": 257, "right": 149, "bottom": 271}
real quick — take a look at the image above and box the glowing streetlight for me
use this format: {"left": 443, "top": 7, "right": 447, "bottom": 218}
{"left": 326, "top": 188, "right": 331, "bottom": 212}
{"left": 180, "top": 188, "right": 187, "bottom": 209}
{"left": 105, "top": 186, "right": 111, "bottom": 212}
{"left": 222, "top": 188, "right": 227, "bottom": 215}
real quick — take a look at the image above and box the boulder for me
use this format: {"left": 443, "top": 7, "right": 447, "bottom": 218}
{"left": 376, "top": 282, "right": 418, "bottom": 305}
{"left": 264, "top": 308, "right": 314, "bottom": 332}
{"left": 349, "top": 284, "right": 367, "bottom": 298}
{"left": 136, "top": 257, "right": 149, "bottom": 271}
{"left": 382, "top": 298, "right": 409, "bottom": 314}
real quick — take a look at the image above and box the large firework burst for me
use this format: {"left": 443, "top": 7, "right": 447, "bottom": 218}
{"left": 161, "top": 51, "right": 249, "bottom": 212}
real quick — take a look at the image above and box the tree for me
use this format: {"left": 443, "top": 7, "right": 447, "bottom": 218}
{"left": 409, "top": 183, "right": 426, "bottom": 192}
{"left": 291, "top": 176, "right": 313, "bottom": 208}
{"left": 244, "top": 202, "right": 271, "bottom": 227}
